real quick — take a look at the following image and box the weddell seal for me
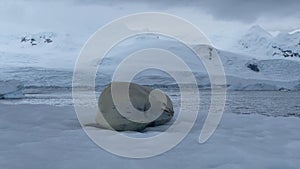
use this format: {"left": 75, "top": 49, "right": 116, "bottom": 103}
{"left": 96, "top": 82, "right": 174, "bottom": 131}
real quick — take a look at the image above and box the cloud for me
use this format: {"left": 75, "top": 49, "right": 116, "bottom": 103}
{"left": 0, "top": 0, "right": 298, "bottom": 34}
{"left": 197, "top": 0, "right": 300, "bottom": 22}
{"left": 71, "top": 0, "right": 300, "bottom": 22}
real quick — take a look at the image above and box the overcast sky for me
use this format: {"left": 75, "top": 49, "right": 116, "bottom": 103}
{"left": 74, "top": 0, "right": 300, "bottom": 22}
{"left": 0, "top": 0, "right": 299, "bottom": 38}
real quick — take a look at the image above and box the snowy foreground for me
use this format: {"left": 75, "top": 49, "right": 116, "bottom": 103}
{"left": 1, "top": 103, "right": 299, "bottom": 169}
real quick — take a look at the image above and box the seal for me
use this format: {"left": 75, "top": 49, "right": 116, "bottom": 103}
{"left": 96, "top": 82, "right": 174, "bottom": 131}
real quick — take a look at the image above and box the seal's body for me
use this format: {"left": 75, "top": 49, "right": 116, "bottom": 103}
{"left": 96, "top": 82, "right": 174, "bottom": 131}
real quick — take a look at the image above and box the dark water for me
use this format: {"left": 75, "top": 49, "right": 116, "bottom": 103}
{"left": 1, "top": 88, "right": 300, "bottom": 118}
{"left": 225, "top": 91, "right": 300, "bottom": 117}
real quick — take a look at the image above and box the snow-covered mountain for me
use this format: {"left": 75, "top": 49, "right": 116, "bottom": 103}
{"left": 272, "top": 31, "right": 300, "bottom": 58}
{"left": 0, "top": 32, "right": 85, "bottom": 69}
{"left": 1, "top": 28, "right": 300, "bottom": 94}
{"left": 237, "top": 25, "right": 273, "bottom": 55}
{"left": 233, "top": 25, "right": 300, "bottom": 60}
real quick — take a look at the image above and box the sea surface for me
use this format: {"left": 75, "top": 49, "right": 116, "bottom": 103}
{"left": 1, "top": 85, "right": 299, "bottom": 118}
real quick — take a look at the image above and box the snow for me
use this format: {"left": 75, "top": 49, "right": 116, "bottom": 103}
{"left": 0, "top": 103, "right": 299, "bottom": 169}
